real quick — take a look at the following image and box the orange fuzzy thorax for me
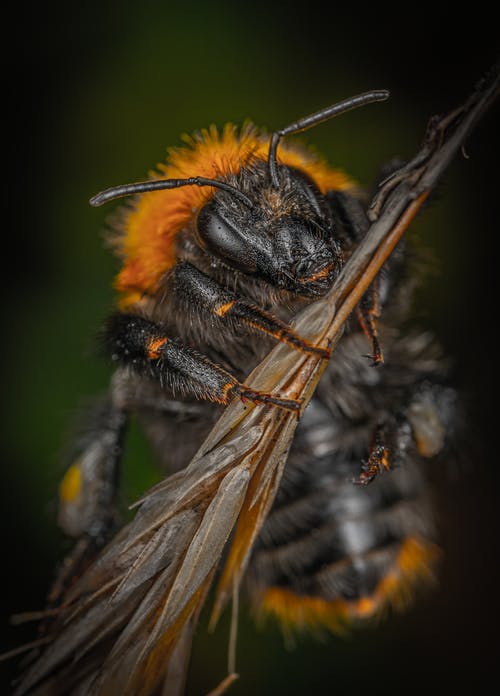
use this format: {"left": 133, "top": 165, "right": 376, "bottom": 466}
{"left": 114, "top": 123, "right": 354, "bottom": 307}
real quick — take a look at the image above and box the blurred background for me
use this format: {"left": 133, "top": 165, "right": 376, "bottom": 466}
{"left": 2, "top": 2, "right": 498, "bottom": 694}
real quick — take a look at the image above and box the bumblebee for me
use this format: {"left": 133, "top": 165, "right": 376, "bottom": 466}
{"left": 16, "top": 91, "right": 456, "bottom": 693}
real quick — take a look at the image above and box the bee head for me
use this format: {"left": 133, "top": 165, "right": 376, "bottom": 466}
{"left": 90, "top": 91, "right": 389, "bottom": 300}
{"left": 195, "top": 164, "right": 343, "bottom": 298}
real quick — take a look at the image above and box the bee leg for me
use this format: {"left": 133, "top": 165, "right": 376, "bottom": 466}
{"left": 104, "top": 312, "right": 301, "bottom": 412}
{"left": 172, "top": 262, "right": 330, "bottom": 358}
{"left": 356, "top": 275, "right": 384, "bottom": 365}
{"left": 353, "top": 382, "right": 455, "bottom": 487}
{"left": 354, "top": 423, "right": 391, "bottom": 486}
{"left": 329, "top": 191, "right": 389, "bottom": 364}
{"left": 52, "top": 398, "right": 128, "bottom": 602}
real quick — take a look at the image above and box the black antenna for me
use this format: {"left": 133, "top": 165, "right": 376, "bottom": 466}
{"left": 89, "top": 176, "right": 253, "bottom": 208}
{"left": 268, "top": 90, "right": 390, "bottom": 187}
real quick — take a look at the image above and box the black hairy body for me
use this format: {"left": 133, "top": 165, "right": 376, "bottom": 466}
{"left": 99, "top": 168, "right": 455, "bottom": 616}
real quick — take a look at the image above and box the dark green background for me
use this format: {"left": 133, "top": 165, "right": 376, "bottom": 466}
{"left": 2, "top": 3, "right": 498, "bottom": 694}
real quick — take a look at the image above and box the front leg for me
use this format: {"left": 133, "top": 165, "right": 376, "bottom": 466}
{"left": 173, "top": 262, "right": 330, "bottom": 358}
{"left": 356, "top": 275, "right": 384, "bottom": 365}
{"left": 104, "top": 312, "right": 301, "bottom": 412}
{"left": 329, "top": 190, "right": 398, "bottom": 365}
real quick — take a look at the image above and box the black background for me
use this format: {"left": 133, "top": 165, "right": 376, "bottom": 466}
{"left": 2, "top": 3, "right": 499, "bottom": 694}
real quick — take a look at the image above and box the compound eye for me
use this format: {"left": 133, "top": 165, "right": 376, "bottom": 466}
{"left": 196, "top": 203, "right": 257, "bottom": 273}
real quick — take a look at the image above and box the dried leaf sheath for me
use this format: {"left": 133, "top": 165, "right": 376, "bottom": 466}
{"left": 13, "top": 64, "right": 499, "bottom": 695}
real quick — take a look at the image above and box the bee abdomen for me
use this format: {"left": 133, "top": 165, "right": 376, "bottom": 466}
{"left": 248, "top": 448, "right": 437, "bottom": 631}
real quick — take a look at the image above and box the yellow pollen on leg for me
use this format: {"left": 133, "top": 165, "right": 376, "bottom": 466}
{"left": 59, "top": 464, "right": 82, "bottom": 503}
